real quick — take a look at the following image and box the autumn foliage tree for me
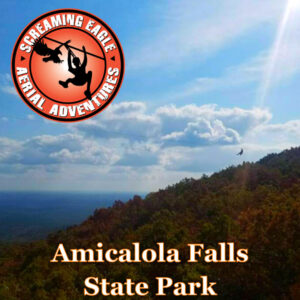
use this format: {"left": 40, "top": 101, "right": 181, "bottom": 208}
{"left": 0, "top": 147, "right": 299, "bottom": 299}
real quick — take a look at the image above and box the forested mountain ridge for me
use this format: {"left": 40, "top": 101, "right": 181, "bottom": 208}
{"left": 0, "top": 147, "right": 299, "bottom": 299}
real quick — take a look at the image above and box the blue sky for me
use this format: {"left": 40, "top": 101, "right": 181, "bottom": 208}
{"left": 1, "top": 0, "right": 300, "bottom": 192}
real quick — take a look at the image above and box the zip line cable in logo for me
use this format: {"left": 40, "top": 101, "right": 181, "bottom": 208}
{"left": 43, "top": 36, "right": 105, "bottom": 60}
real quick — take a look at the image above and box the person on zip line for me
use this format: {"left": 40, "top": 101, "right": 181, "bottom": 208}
{"left": 59, "top": 46, "right": 93, "bottom": 100}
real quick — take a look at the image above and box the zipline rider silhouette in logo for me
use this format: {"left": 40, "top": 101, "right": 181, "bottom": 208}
{"left": 34, "top": 38, "right": 96, "bottom": 100}
{"left": 60, "top": 44, "right": 92, "bottom": 100}
{"left": 11, "top": 9, "right": 125, "bottom": 122}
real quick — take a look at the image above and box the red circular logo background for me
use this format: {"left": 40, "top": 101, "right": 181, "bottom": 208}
{"left": 11, "top": 9, "right": 125, "bottom": 122}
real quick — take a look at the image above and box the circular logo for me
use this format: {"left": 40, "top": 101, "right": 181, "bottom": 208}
{"left": 11, "top": 9, "right": 124, "bottom": 122}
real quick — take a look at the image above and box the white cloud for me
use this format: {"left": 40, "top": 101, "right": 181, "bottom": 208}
{"left": 0, "top": 101, "right": 272, "bottom": 173}
{"left": 171, "top": 53, "right": 266, "bottom": 99}
{"left": 156, "top": 104, "right": 271, "bottom": 137}
{"left": 1, "top": 86, "right": 18, "bottom": 96}
{"left": 0, "top": 101, "right": 298, "bottom": 191}
{"left": 144, "top": 2, "right": 300, "bottom": 100}
{"left": 159, "top": 142, "right": 285, "bottom": 173}
{"left": 117, "top": 142, "right": 159, "bottom": 167}
{"left": 128, "top": 0, "right": 284, "bottom": 70}
{"left": 71, "top": 102, "right": 159, "bottom": 142}
{"left": 0, "top": 73, "right": 18, "bottom": 97}
{"left": 73, "top": 102, "right": 271, "bottom": 148}
{"left": 0, "top": 134, "right": 119, "bottom": 166}
{"left": 0, "top": 137, "right": 22, "bottom": 163}
{"left": 161, "top": 119, "right": 240, "bottom": 147}
{"left": 247, "top": 120, "right": 300, "bottom": 147}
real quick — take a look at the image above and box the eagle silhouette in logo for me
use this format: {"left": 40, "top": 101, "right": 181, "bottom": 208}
{"left": 33, "top": 39, "right": 71, "bottom": 63}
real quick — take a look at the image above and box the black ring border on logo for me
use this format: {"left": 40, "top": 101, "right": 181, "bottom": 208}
{"left": 29, "top": 27, "right": 107, "bottom": 104}
{"left": 11, "top": 8, "right": 125, "bottom": 122}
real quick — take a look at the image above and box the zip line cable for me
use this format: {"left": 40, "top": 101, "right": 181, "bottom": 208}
{"left": 43, "top": 36, "right": 105, "bottom": 60}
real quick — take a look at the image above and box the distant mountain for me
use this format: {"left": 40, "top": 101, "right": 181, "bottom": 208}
{"left": 0, "top": 192, "right": 135, "bottom": 242}
{"left": 0, "top": 148, "right": 299, "bottom": 299}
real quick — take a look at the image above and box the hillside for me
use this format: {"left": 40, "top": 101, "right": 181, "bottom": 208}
{"left": 0, "top": 147, "right": 299, "bottom": 299}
